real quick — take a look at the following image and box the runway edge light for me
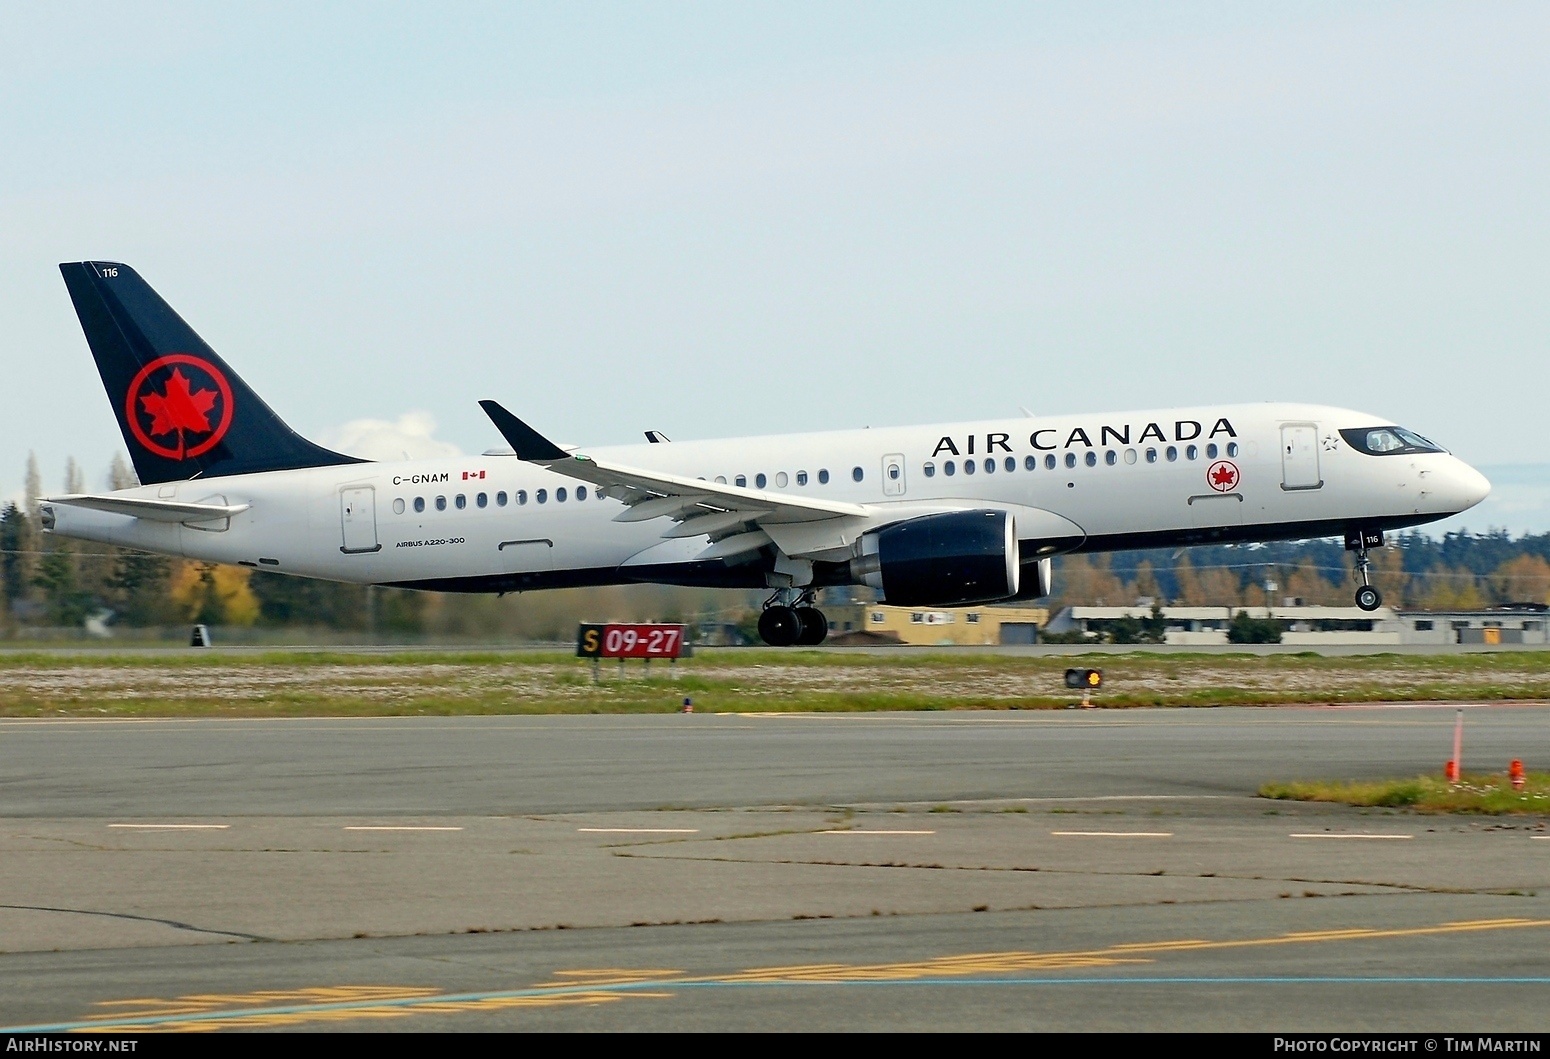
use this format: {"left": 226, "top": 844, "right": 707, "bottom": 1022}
{"left": 1064, "top": 667, "right": 1102, "bottom": 709}
{"left": 1064, "top": 668, "right": 1103, "bottom": 690}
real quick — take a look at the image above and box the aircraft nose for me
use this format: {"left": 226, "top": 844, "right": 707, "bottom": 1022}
{"left": 1449, "top": 460, "right": 1491, "bottom": 512}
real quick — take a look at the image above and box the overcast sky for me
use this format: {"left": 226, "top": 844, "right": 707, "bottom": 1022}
{"left": 3, "top": 2, "right": 1547, "bottom": 532}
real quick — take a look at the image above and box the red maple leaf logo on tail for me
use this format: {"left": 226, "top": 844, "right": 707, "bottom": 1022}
{"left": 140, "top": 369, "right": 219, "bottom": 459}
{"left": 125, "top": 354, "right": 234, "bottom": 461}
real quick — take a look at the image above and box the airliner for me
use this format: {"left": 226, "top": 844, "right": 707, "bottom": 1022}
{"left": 42, "top": 262, "right": 1490, "bottom": 645}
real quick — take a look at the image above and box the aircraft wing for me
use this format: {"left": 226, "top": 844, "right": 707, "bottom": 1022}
{"left": 480, "top": 400, "right": 869, "bottom": 558}
{"left": 41, "top": 494, "right": 250, "bottom": 523}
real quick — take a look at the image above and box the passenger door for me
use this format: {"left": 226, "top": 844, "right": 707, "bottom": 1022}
{"left": 1280, "top": 424, "right": 1322, "bottom": 491}
{"left": 339, "top": 486, "right": 381, "bottom": 554}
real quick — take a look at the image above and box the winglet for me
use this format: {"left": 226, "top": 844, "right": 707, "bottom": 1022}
{"left": 478, "top": 400, "right": 570, "bottom": 461}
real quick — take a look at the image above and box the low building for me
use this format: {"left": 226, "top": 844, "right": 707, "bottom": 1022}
{"left": 1392, "top": 604, "right": 1548, "bottom": 645}
{"left": 825, "top": 603, "right": 1050, "bottom": 646}
{"left": 1044, "top": 602, "right": 1549, "bottom": 645}
{"left": 1044, "top": 604, "right": 1401, "bottom": 645}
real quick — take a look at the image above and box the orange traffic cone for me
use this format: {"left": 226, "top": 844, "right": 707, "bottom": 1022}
{"left": 1445, "top": 759, "right": 1459, "bottom": 782}
{"left": 1510, "top": 759, "right": 1526, "bottom": 791}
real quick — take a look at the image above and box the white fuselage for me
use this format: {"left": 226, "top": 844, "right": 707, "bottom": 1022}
{"left": 46, "top": 402, "right": 1490, "bottom": 595}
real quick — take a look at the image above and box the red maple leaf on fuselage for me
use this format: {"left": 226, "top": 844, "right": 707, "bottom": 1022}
{"left": 1211, "top": 464, "right": 1238, "bottom": 487}
{"left": 140, "top": 368, "right": 219, "bottom": 447}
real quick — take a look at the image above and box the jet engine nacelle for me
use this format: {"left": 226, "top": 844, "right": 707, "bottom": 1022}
{"left": 850, "top": 509, "right": 1020, "bottom": 607}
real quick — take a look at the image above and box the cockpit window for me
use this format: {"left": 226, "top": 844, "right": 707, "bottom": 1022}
{"left": 1340, "top": 426, "right": 1446, "bottom": 456}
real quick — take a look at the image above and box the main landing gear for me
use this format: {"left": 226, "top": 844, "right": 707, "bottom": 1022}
{"left": 1346, "top": 528, "right": 1384, "bottom": 612}
{"left": 758, "top": 590, "right": 828, "bottom": 647}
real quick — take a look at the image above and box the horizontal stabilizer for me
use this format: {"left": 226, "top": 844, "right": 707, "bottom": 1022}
{"left": 478, "top": 401, "right": 569, "bottom": 461}
{"left": 42, "top": 494, "right": 250, "bottom": 523}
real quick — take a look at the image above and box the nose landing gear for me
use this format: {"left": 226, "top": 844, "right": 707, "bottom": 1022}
{"left": 758, "top": 590, "right": 828, "bottom": 646}
{"left": 1345, "top": 528, "right": 1385, "bottom": 612}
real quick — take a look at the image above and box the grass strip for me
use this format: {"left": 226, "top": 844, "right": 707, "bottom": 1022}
{"left": 1259, "top": 774, "right": 1550, "bottom": 814}
{"left": 1, "top": 649, "right": 1548, "bottom": 717}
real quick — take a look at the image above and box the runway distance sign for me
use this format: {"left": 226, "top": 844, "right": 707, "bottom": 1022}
{"left": 576, "top": 623, "right": 686, "bottom": 659}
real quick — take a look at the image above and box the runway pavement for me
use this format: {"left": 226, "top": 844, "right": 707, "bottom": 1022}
{"left": 1, "top": 706, "right": 1547, "bottom": 1031}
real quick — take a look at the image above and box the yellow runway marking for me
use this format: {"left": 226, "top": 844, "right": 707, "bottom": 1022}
{"left": 1051, "top": 831, "right": 1173, "bottom": 837}
{"left": 1289, "top": 833, "right": 1413, "bottom": 840}
{"left": 60, "top": 917, "right": 1550, "bottom": 1032}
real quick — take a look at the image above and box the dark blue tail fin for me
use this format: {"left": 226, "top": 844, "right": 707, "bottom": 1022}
{"left": 59, "top": 261, "right": 362, "bottom": 486}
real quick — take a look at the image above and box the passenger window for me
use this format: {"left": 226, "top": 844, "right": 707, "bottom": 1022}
{"left": 796, "top": 471, "right": 808, "bottom": 486}
{"left": 1085, "top": 451, "right": 1097, "bottom": 467}
{"left": 476, "top": 492, "right": 488, "bottom": 508}
{"left": 715, "top": 476, "right": 727, "bottom": 484}
{"left": 497, "top": 491, "right": 508, "bottom": 506}
{"left": 392, "top": 498, "right": 405, "bottom": 515}
{"left": 755, "top": 473, "right": 767, "bottom": 489}
{"left": 735, "top": 475, "right": 747, "bottom": 488}
{"left": 1145, "top": 448, "right": 1157, "bottom": 464}
{"left": 1005, "top": 457, "right": 1016, "bottom": 472}
{"left": 1166, "top": 446, "right": 1178, "bottom": 462}
{"left": 1187, "top": 444, "right": 1199, "bottom": 460}
{"left": 536, "top": 489, "right": 547, "bottom": 504}
{"left": 577, "top": 486, "right": 587, "bottom": 501}
{"left": 775, "top": 472, "right": 788, "bottom": 488}
{"left": 923, "top": 462, "right": 936, "bottom": 478}
{"left": 1065, "top": 452, "right": 1076, "bottom": 468}
{"left": 455, "top": 494, "right": 467, "bottom": 510}
{"left": 556, "top": 487, "right": 567, "bottom": 502}
{"left": 1206, "top": 443, "right": 1218, "bottom": 459}
{"left": 944, "top": 461, "right": 956, "bottom": 476}
{"left": 818, "top": 469, "right": 830, "bottom": 484}
{"left": 1024, "top": 455, "right": 1036, "bottom": 471}
{"left": 435, "top": 495, "right": 447, "bottom": 511}
{"left": 1123, "top": 448, "right": 1137, "bottom": 465}
{"left": 982, "top": 459, "right": 994, "bottom": 474}
{"left": 413, "top": 496, "right": 425, "bottom": 513}
{"left": 1045, "top": 454, "right": 1057, "bottom": 470}
{"left": 852, "top": 466, "right": 864, "bottom": 482}
{"left": 517, "top": 490, "right": 527, "bottom": 505}
{"left": 964, "top": 459, "right": 976, "bottom": 475}
{"left": 1104, "top": 450, "right": 1116, "bottom": 466}
{"left": 1226, "top": 442, "right": 1239, "bottom": 457}
{"left": 888, "top": 465, "right": 901, "bottom": 480}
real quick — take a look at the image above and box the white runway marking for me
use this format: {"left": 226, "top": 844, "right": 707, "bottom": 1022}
{"left": 818, "top": 829, "right": 935, "bottom": 835}
{"left": 108, "top": 823, "right": 229, "bottom": 830}
{"left": 1290, "top": 833, "right": 1413, "bottom": 840}
{"left": 1531, "top": 836, "right": 1550, "bottom": 840}
{"left": 343, "top": 826, "right": 464, "bottom": 832}
{"left": 1050, "top": 830, "right": 1173, "bottom": 838}
{"left": 577, "top": 828, "right": 699, "bottom": 834}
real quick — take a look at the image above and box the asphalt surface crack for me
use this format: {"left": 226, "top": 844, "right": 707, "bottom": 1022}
{"left": 0, "top": 903, "right": 271, "bottom": 942}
